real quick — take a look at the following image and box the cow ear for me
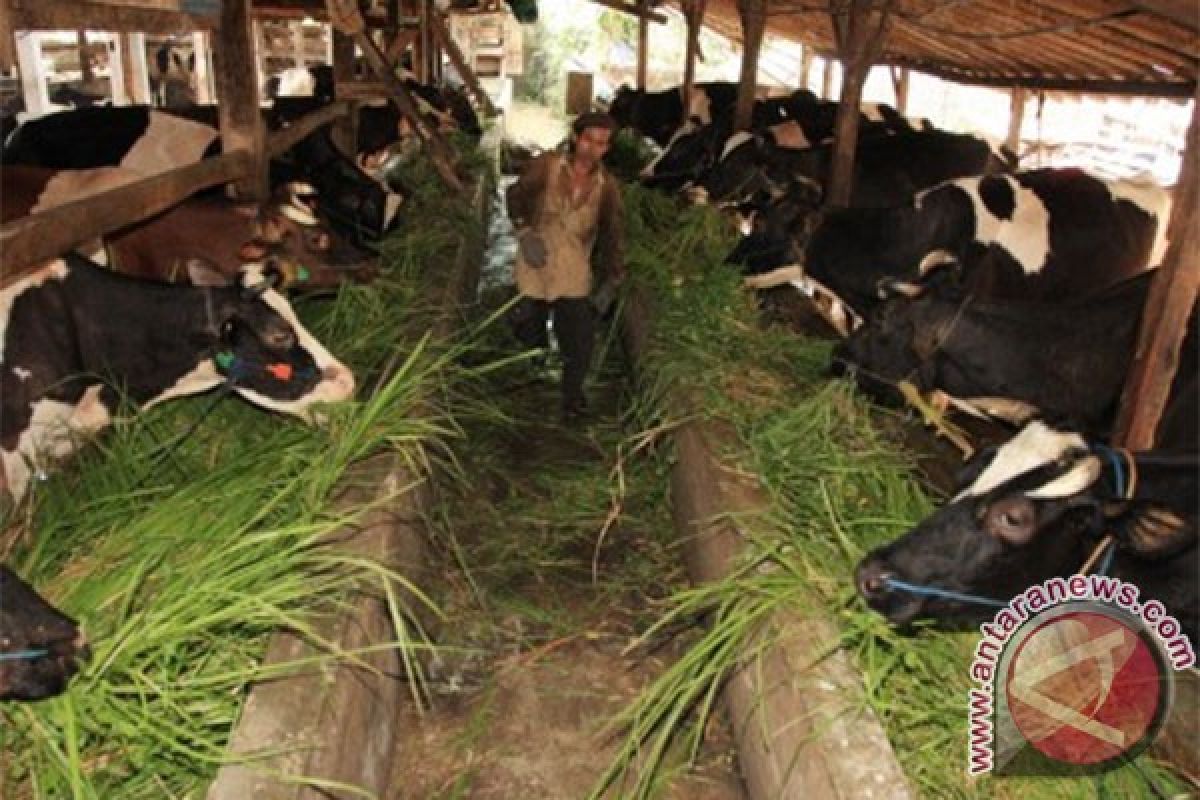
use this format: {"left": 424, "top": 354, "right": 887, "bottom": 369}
{"left": 187, "top": 258, "right": 230, "bottom": 287}
{"left": 983, "top": 494, "right": 1038, "bottom": 545}
{"left": 1108, "top": 501, "right": 1195, "bottom": 560}
{"left": 239, "top": 240, "right": 268, "bottom": 261}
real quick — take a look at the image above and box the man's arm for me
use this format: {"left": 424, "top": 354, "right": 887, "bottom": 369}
{"left": 593, "top": 178, "right": 626, "bottom": 281}
{"left": 506, "top": 153, "right": 553, "bottom": 228}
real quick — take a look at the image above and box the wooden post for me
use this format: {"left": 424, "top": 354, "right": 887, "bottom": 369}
{"left": 106, "top": 34, "right": 129, "bottom": 104}
{"left": 890, "top": 65, "right": 908, "bottom": 113}
{"left": 15, "top": 32, "right": 49, "bottom": 116}
{"left": 636, "top": 0, "right": 649, "bottom": 90}
{"left": 0, "top": 0, "right": 15, "bottom": 73}
{"left": 1005, "top": 87, "right": 1026, "bottom": 157}
{"left": 417, "top": 0, "right": 430, "bottom": 82}
{"left": 820, "top": 55, "right": 834, "bottom": 99}
{"left": 214, "top": 0, "right": 268, "bottom": 201}
{"left": 77, "top": 31, "right": 94, "bottom": 85}
{"left": 799, "top": 46, "right": 813, "bottom": 92}
{"left": 120, "top": 33, "right": 151, "bottom": 104}
{"left": 429, "top": 9, "right": 496, "bottom": 116}
{"left": 192, "top": 32, "right": 213, "bottom": 104}
{"left": 827, "top": 0, "right": 892, "bottom": 207}
{"left": 735, "top": 0, "right": 767, "bottom": 131}
{"left": 682, "top": 0, "right": 706, "bottom": 117}
{"left": 1113, "top": 89, "right": 1200, "bottom": 450}
{"left": 330, "top": 29, "right": 359, "bottom": 156}
{"left": 328, "top": 0, "right": 464, "bottom": 193}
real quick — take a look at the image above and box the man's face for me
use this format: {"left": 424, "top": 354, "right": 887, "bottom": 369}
{"left": 575, "top": 126, "right": 613, "bottom": 165}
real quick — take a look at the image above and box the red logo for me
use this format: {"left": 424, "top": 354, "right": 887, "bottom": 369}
{"left": 1004, "top": 608, "right": 1169, "bottom": 767}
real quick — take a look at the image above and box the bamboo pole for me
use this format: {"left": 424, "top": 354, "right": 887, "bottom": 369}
{"left": 735, "top": 0, "right": 767, "bottom": 130}
{"left": 429, "top": 9, "right": 497, "bottom": 117}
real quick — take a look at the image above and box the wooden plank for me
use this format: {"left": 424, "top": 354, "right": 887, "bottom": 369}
{"left": 192, "top": 31, "right": 213, "bottom": 103}
{"left": 682, "top": 0, "right": 706, "bottom": 113}
{"left": 1, "top": 151, "right": 251, "bottom": 280}
{"left": 636, "top": 0, "right": 648, "bottom": 89}
{"left": 214, "top": 0, "right": 268, "bottom": 201}
{"left": 587, "top": 0, "right": 668, "bottom": 24}
{"left": 884, "top": 57, "right": 1195, "bottom": 97}
{"left": 120, "top": 32, "right": 151, "bottom": 104}
{"left": 429, "top": 9, "right": 496, "bottom": 117}
{"left": 15, "top": 31, "right": 49, "bottom": 116}
{"left": 267, "top": 99, "right": 352, "bottom": 157}
{"left": 11, "top": 1, "right": 217, "bottom": 33}
{"left": 1005, "top": 86, "right": 1025, "bottom": 154}
{"left": 1113, "top": 88, "right": 1199, "bottom": 450}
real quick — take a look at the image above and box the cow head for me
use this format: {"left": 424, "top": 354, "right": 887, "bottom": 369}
{"left": 606, "top": 85, "right": 641, "bottom": 130}
{"left": 639, "top": 118, "right": 726, "bottom": 193}
{"left": 855, "top": 419, "right": 1198, "bottom": 631}
{"left": 0, "top": 566, "right": 88, "bottom": 702}
{"left": 238, "top": 183, "right": 380, "bottom": 289}
{"left": 181, "top": 261, "right": 356, "bottom": 417}
{"left": 689, "top": 131, "right": 771, "bottom": 207}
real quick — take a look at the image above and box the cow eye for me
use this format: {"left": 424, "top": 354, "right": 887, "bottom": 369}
{"left": 984, "top": 495, "right": 1037, "bottom": 545}
{"left": 220, "top": 318, "right": 239, "bottom": 345}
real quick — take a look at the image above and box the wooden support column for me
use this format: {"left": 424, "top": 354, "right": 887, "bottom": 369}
{"left": 890, "top": 65, "right": 908, "bottom": 113}
{"left": 15, "top": 32, "right": 49, "bottom": 116}
{"left": 827, "top": 0, "right": 892, "bottom": 207}
{"left": 1113, "top": 89, "right": 1200, "bottom": 450}
{"left": 120, "top": 33, "right": 151, "bottom": 105}
{"left": 330, "top": 29, "right": 359, "bottom": 156}
{"left": 417, "top": 0, "right": 430, "bottom": 81}
{"left": 820, "top": 55, "right": 834, "bottom": 98}
{"left": 106, "top": 34, "right": 129, "bottom": 104}
{"left": 290, "top": 21, "right": 306, "bottom": 67}
{"left": 77, "top": 31, "right": 94, "bottom": 85}
{"left": 0, "top": 0, "right": 15, "bottom": 73}
{"left": 735, "top": 0, "right": 767, "bottom": 131}
{"left": 799, "top": 46, "right": 813, "bottom": 91}
{"left": 193, "top": 32, "right": 213, "bottom": 104}
{"left": 328, "top": 0, "right": 464, "bottom": 193}
{"left": 682, "top": 0, "right": 706, "bottom": 117}
{"left": 636, "top": 0, "right": 649, "bottom": 89}
{"left": 1005, "top": 87, "right": 1026, "bottom": 157}
{"left": 430, "top": 10, "right": 497, "bottom": 117}
{"left": 214, "top": 0, "right": 268, "bottom": 201}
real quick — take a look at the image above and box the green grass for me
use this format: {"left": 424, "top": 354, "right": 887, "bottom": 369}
{"left": 598, "top": 182, "right": 1191, "bottom": 799}
{"left": 0, "top": 153, "right": 487, "bottom": 798}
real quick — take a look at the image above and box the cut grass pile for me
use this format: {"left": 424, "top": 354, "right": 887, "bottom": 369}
{"left": 604, "top": 183, "right": 1190, "bottom": 798}
{"left": 0, "top": 154, "right": 487, "bottom": 798}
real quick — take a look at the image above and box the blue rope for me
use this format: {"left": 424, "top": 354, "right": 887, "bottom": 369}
{"left": 0, "top": 648, "right": 49, "bottom": 662}
{"left": 1094, "top": 444, "right": 1126, "bottom": 499}
{"left": 882, "top": 577, "right": 1008, "bottom": 609}
{"left": 1096, "top": 539, "right": 1117, "bottom": 576}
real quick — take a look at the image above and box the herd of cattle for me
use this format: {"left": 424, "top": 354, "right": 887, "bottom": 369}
{"left": 0, "top": 75, "right": 1193, "bottom": 707}
{"left": 0, "top": 67, "right": 481, "bottom": 701}
{"left": 613, "top": 81, "right": 1197, "bottom": 650}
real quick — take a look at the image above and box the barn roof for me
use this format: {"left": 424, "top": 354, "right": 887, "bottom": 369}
{"left": 667, "top": 0, "right": 1197, "bottom": 98}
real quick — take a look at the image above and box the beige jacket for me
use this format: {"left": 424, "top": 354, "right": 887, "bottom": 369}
{"left": 506, "top": 152, "right": 624, "bottom": 301}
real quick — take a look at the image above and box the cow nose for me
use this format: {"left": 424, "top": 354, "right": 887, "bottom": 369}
{"left": 856, "top": 560, "right": 894, "bottom": 600}
{"left": 322, "top": 364, "right": 355, "bottom": 399}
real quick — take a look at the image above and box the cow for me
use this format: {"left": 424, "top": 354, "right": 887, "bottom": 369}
{"left": 151, "top": 40, "right": 197, "bottom": 108}
{"left": 0, "top": 255, "right": 356, "bottom": 503}
{"left": 831, "top": 271, "right": 1196, "bottom": 433}
{"left": 2, "top": 165, "right": 378, "bottom": 290}
{"left": 0, "top": 565, "right": 88, "bottom": 702}
{"left": 802, "top": 168, "right": 1171, "bottom": 315}
{"left": 1, "top": 105, "right": 403, "bottom": 246}
{"left": 607, "top": 82, "right": 738, "bottom": 147}
{"left": 855, "top": 380, "right": 1198, "bottom": 648}
{"left": 266, "top": 64, "right": 335, "bottom": 103}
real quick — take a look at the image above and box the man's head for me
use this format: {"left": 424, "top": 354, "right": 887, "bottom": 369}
{"left": 571, "top": 112, "right": 617, "bottom": 167}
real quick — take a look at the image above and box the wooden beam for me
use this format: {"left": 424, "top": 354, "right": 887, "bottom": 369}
{"left": 682, "top": 0, "right": 706, "bottom": 114}
{"left": 1, "top": 151, "right": 251, "bottom": 280}
{"left": 1128, "top": 0, "right": 1198, "bottom": 31}
{"left": 1005, "top": 86, "right": 1025, "bottom": 155}
{"left": 77, "top": 30, "right": 94, "bottom": 84}
{"left": 214, "top": 0, "right": 269, "bottom": 201}
{"left": 15, "top": 31, "right": 49, "bottom": 116}
{"left": 636, "top": 0, "right": 649, "bottom": 90}
{"left": 890, "top": 65, "right": 908, "bottom": 112}
{"left": 329, "top": 28, "right": 358, "bottom": 155}
{"left": 120, "top": 32, "right": 151, "bottom": 104}
{"left": 886, "top": 57, "right": 1196, "bottom": 98}
{"left": 429, "top": 9, "right": 497, "bottom": 117}
{"left": 11, "top": 1, "right": 218, "bottom": 34}
{"left": 1113, "top": 87, "right": 1199, "bottom": 450}
{"left": 820, "top": 55, "right": 834, "bottom": 98}
{"left": 587, "top": 0, "right": 668, "bottom": 24}
{"left": 267, "top": 100, "right": 353, "bottom": 157}
{"left": 735, "top": 0, "right": 767, "bottom": 130}
{"left": 799, "top": 44, "right": 813, "bottom": 90}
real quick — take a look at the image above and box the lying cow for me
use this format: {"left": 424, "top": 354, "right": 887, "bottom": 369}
{"left": 0, "top": 565, "right": 88, "bottom": 702}
{"left": 832, "top": 271, "right": 1196, "bottom": 433}
{"left": 2, "top": 165, "right": 378, "bottom": 290}
{"left": 608, "top": 81, "right": 739, "bottom": 147}
{"left": 0, "top": 255, "right": 355, "bottom": 502}
{"left": 855, "top": 384, "right": 1198, "bottom": 647}
{"left": 803, "top": 168, "right": 1170, "bottom": 314}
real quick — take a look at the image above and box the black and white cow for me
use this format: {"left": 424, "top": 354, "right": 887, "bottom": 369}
{"left": 856, "top": 381, "right": 1198, "bottom": 648}
{"left": 1, "top": 105, "right": 403, "bottom": 246}
{"left": 0, "top": 565, "right": 88, "bottom": 702}
{"left": 608, "top": 81, "right": 738, "bottom": 147}
{"left": 832, "top": 271, "right": 1196, "bottom": 432}
{"left": 0, "top": 255, "right": 355, "bottom": 502}
{"left": 151, "top": 41, "right": 197, "bottom": 108}
{"left": 802, "top": 168, "right": 1171, "bottom": 315}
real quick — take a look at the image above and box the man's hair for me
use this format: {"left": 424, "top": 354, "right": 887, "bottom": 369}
{"left": 572, "top": 111, "right": 618, "bottom": 137}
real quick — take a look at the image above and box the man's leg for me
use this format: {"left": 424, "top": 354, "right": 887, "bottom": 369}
{"left": 553, "top": 297, "right": 596, "bottom": 416}
{"left": 510, "top": 296, "right": 550, "bottom": 351}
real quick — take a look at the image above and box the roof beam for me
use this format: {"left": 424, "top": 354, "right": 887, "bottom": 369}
{"left": 890, "top": 57, "right": 1196, "bottom": 97}
{"left": 1128, "top": 0, "right": 1198, "bottom": 31}
{"left": 588, "top": 0, "right": 668, "bottom": 24}
{"left": 9, "top": 0, "right": 217, "bottom": 33}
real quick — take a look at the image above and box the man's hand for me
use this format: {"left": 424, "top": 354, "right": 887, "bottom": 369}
{"left": 518, "top": 231, "right": 547, "bottom": 268}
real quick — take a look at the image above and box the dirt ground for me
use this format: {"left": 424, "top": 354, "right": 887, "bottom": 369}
{"left": 386, "top": 108, "right": 746, "bottom": 799}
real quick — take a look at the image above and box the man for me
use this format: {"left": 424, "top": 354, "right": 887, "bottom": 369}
{"left": 506, "top": 111, "right": 626, "bottom": 421}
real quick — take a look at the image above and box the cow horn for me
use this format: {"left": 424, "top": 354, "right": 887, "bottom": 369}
{"left": 878, "top": 278, "right": 925, "bottom": 299}
{"left": 279, "top": 201, "right": 319, "bottom": 227}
